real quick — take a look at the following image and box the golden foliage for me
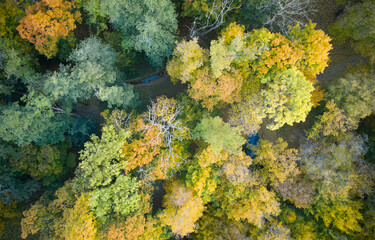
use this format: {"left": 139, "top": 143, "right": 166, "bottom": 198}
{"left": 17, "top": 0, "right": 81, "bottom": 58}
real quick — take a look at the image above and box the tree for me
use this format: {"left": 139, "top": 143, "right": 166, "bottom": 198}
{"left": 262, "top": 0, "right": 315, "bottom": 35}
{"left": 0, "top": 102, "right": 73, "bottom": 146}
{"left": 258, "top": 220, "right": 292, "bottom": 240}
{"left": 228, "top": 94, "right": 265, "bottom": 135}
{"left": 273, "top": 176, "right": 314, "bottom": 208}
{"left": 220, "top": 185, "right": 281, "bottom": 228}
{"left": 187, "top": 0, "right": 241, "bottom": 38}
{"left": 328, "top": 71, "right": 375, "bottom": 123}
{"left": 193, "top": 116, "right": 246, "bottom": 155}
{"left": 192, "top": 206, "right": 252, "bottom": 240}
{"left": 252, "top": 138, "right": 300, "bottom": 185}
{"left": 21, "top": 182, "right": 77, "bottom": 239}
{"left": 307, "top": 100, "right": 356, "bottom": 140}
{"left": 88, "top": 175, "right": 142, "bottom": 222}
{"left": 9, "top": 141, "right": 75, "bottom": 185}
{"left": 312, "top": 199, "right": 363, "bottom": 235}
{"left": 330, "top": 0, "right": 375, "bottom": 63}
{"left": 61, "top": 193, "right": 98, "bottom": 240}
{"left": 159, "top": 179, "right": 205, "bottom": 237}
{"left": 300, "top": 134, "right": 368, "bottom": 201}
{"left": 288, "top": 22, "right": 332, "bottom": 76}
{"left": 167, "top": 30, "right": 246, "bottom": 110}
{"left": 17, "top": 0, "right": 82, "bottom": 58}
{"left": 85, "top": 0, "right": 178, "bottom": 67}
{"left": 43, "top": 37, "right": 137, "bottom": 109}
{"left": 106, "top": 214, "right": 146, "bottom": 240}
{"left": 74, "top": 125, "right": 129, "bottom": 191}
{"left": 167, "top": 38, "right": 207, "bottom": 84}
{"left": 261, "top": 68, "right": 314, "bottom": 130}
{"left": 188, "top": 67, "right": 243, "bottom": 110}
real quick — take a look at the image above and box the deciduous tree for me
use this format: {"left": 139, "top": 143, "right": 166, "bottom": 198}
{"left": 261, "top": 68, "right": 314, "bottom": 130}
{"left": 193, "top": 116, "right": 246, "bottom": 155}
{"left": 17, "top": 0, "right": 82, "bottom": 58}
{"left": 160, "top": 179, "right": 205, "bottom": 237}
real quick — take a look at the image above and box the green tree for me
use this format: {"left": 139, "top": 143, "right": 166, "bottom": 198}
{"left": 43, "top": 37, "right": 137, "bottom": 109}
{"left": 85, "top": 0, "right": 177, "bottom": 67}
{"left": 193, "top": 116, "right": 246, "bottom": 155}
{"left": 9, "top": 141, "right": 75, "bottom": 185}
{"left": 74, "top": 125, "right": 129, "bottom": 191}
{"left": 328, "top": 71, "right": 375, "bottom": 123}
{"left": 0, "top": 102, "right": 72, "bottom": 146}
{"left": 88, "top": 175, "right": 141, "bottom": 222}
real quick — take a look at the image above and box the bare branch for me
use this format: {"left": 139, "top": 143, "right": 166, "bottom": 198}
{"left": 263, "top": 0, "right": 316, "bottom": 35}
{"left": 188, "top": 0, "right": 242, "bottom": 38}
{"left": 142, "top": 98, "right": 191, "bottom": 176}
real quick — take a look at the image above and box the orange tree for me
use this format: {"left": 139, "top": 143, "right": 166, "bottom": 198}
{"left": 17, "top": 0, "right": 82, "bottom": 58}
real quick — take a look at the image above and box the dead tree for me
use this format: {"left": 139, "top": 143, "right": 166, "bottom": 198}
{"left": 188, "top": 0, "right": 241, "bottom": 38}
{"left": 142, "top": 97, "right": 191, "bottom": 173}
{"left": 262, "top": 0, "right": 315, "bottom": 35}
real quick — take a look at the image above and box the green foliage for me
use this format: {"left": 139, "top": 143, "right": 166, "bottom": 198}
{"left": 96, "top": 84, "right": 137, "bottom": 109}
{"left": 177, "top": 92, "right": 218, "bottom": 129}
{"left": 9, "top": 141, "right": 75, "bottom": 185}
{"left": 0, "top": 42, "right": 36, "bottom": 89}
{"left": 89, "top": 175, "right": 141, "bottom": 222}
{"left": 85, "top": 0, "right": 178, "bottom": 67}
{"left": 193, "top": 116, "right": 246, "bottom": 155}
{"left": 0, "top": 102, "right": 73, "bottom": 146}
{"left": 0, "top": 154, "right": 40, "bottom": 204}
{"left": 330, "top": 0, "right": 375, "bottom": 62}
{"left": 43, "top": 37, "right": 137, "bottom": 109}
{"left": 261, "top": 68, "right": 314, "bottom": 130}
{"left": 74, "top": 125, "right": 129, "bottom": 191}
{"left": 329, "top": 71, "right": 375, "bottom": 123}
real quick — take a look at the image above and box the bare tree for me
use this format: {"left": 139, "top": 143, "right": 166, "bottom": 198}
{"left": 188, "top": 0, "right": 241, "bottom": 38}
{"left": 262, "top": 0, "right": 315, "bottom": 35}
{"left": 106, "top": 108, "right": 131, "bottom": 132}
{"left": 142, "top": 97, "right": 191, "bottom": 173}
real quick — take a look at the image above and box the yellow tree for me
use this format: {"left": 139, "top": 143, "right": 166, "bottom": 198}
{"left": 17, "top": 0, "right": 82, "bottom": 58}
{"left": 62, "top": 193, "right": 98, "bottom": 240}
{"left": 159, "top": 180, "right": 205, "bottom": 237}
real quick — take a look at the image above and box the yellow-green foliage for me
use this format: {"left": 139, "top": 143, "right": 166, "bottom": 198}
{"left": 313, "top": 200, "right": 363, "bottom": 234}
{"left": 261, "top": 68, "right": 314, "bottom": 130}
{"left": 253, "top": 138, "right": 300, "bottom": 185}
